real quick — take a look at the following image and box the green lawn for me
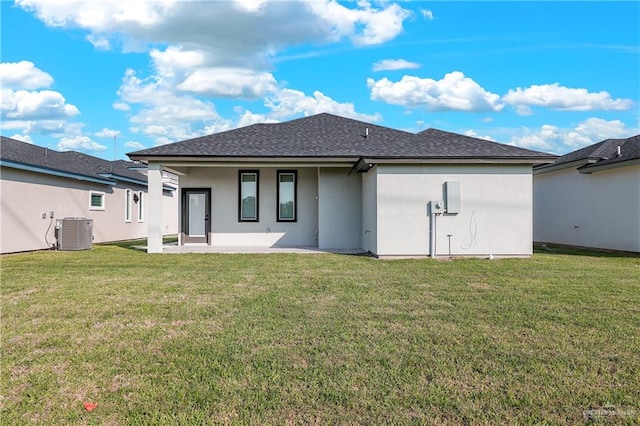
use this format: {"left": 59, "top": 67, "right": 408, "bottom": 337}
{"left": 2, "top": 244, "right": 639, "bottom": 424}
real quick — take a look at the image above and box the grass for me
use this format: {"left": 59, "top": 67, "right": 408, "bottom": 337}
{"left": 1, "top": 243, "right": 639, "bottom": 424}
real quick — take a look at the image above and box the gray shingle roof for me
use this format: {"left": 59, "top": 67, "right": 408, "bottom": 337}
{"left": 128, "top": 113, "right": 555, "bottom": 160}
{"left": 553, "top": 134, "right": 640, "bottom": 170}
{"left": 0, "top": 136, "right": 148, "bottom": 184}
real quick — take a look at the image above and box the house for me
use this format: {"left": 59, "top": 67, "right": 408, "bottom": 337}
{"left": 127, "top": 113, "right": 556, "bottom": 257}
{"left": 0, "top": 136, "right": 178, "bottom": 254}
{"left": 533, "top": 135, "right": 640, "bottom": 253}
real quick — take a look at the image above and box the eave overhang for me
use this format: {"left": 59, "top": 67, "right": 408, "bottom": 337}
{"left": 1, "top": 159, "right": 116, "bottom": 185}
{"left": 533, "top": 158, "right": 596, "bottom": 175}
{"left": 129, "top": 154, "right": 557, "bottom": 168}
{"left": 578, "top": 157, "right": 640, "bottom": 174}
{"left": 99, "top": 173, "right": 148, "bottom": 187}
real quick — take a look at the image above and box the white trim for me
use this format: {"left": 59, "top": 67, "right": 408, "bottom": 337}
{"left": 89, "top": 191, "right": 105, "bottom": 211}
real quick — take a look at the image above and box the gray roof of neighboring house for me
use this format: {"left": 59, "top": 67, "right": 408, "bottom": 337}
{"left": 558, "top": 134, "right": 639, "bottom": 167}
{"left": 128, "top": 113, "right": 556, "bottom": 161}
{"left": 535, "top": 134, "right": 640, "bottom": 173}
{"left": 0, "top": 136, "right": 148, "bottom": 185}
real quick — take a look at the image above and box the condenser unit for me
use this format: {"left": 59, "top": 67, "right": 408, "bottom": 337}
{"left": 56, "top": 218, "right": 93, "bottom": 251}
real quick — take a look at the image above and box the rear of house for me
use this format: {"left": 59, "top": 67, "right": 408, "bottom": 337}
{"left": 533, "top": 135, "right": 640, "bottom": 253}
{"left": 129, "top": 113, "right": 555, "bottom": 257}
{"left": 0, "top": 136, "right": 178, "bottom": 254}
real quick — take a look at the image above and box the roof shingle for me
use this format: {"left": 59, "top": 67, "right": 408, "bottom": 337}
{"left": 0, "top": 136, "right": 148, "bottom": 184}
{"left": 553, "top": 134, "right": 640, "bottom": 170}
{"left": 128, "top": 113, "right": 556, "bottom": 160}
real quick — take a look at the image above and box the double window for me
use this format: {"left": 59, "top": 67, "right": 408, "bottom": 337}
{"left": 125, "top": 190, "right": 144, "bottom": 222}
{"left": 237, "top": 170, "right": 298, "bottom": 223}
{"left": 239, "top": 170, "right": 259, "bottom": 222}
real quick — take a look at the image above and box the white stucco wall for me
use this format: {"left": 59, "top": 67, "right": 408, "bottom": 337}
{"left": 361, "top": 167, "right": 377, "bottom": 254}
{"left": 317, "top": 168, "right": 362, "bottom": 249}
{"left": 374, "top": 164, "right": 533, "bottom": 257}
{"left": 180, "top": 167, "right": 318, "bottom": 247}
{"left": 0, "top": 168, "right": 178, "bottom": 254}
{"left": 533, "top": 165, "right": 640, "bottom": 252}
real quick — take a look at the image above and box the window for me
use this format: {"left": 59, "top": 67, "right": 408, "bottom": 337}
{"left": 137, "top": 191, "right": 144, "bottom": 222}
{"left": 239, "top": 170, "right": 259, "bottom": 222}
{"left": 89, "top": 191, "right": 105, "bottom": 210}
{"left": 277, "top": 170, "right": 297, "bottom": 222}
{"left": 125, "top": 189, "right": 132, "bottom": 222}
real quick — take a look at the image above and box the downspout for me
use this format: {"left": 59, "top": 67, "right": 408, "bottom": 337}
{"left": 430, "top": 211, "right": 437, "bottom": 259}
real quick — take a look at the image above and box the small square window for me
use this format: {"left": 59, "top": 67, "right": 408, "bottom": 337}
{"left": 90, "top": 191, "right": 105, "bottom": 210}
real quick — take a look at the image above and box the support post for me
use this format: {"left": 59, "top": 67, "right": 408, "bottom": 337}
{"left": 147, "top": 163, "right": 164, "bottom": 253}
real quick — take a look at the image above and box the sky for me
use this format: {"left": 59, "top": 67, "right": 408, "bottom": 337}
{"left": 1, "top": 0, "right": 639, "bottom": 161}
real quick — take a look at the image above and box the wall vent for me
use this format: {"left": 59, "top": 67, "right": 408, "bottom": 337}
{"left": 57, "top": 218, "right": 93, "bottom": 251}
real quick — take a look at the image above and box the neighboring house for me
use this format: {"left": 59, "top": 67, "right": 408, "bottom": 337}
{"left": 533, "top": 135, "right": 640, "bottom": 253}
{"left": 128, "top": 113, "right": 556, "bottom": 257}
{"left": 0, "top": 136, "right": 178, "bottom": 254}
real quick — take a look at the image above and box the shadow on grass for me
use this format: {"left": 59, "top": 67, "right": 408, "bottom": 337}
{"left": 534, "top": 242, "right": 640, "bottom": 258}
{"left": 99, "top": 235, "right": 178, "bottom": 251}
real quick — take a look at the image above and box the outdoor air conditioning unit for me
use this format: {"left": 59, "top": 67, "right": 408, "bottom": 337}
{"left": 56, "top": 218, "right": 93, "bottom": 251}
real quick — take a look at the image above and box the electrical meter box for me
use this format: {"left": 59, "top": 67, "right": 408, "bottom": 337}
{"left": 444, "top": 181, "right": 460, "bottom": 214}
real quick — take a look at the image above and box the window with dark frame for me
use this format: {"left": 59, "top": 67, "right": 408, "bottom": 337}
{"left": 137, "top": 191, "right": 144, "bottom": 222}
{"left": 239, "top": 170, "right": 259, "bottom": 222}
{"left": 277, "top": 170, "right": 297, "bottom": 222}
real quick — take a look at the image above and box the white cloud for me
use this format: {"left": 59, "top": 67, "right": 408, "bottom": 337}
{"left": 503, "top": 83, "right": 633, "bottom": 112}
{"left": 509, "top": 118, "right": 637, "bottom": 153}
{"left": 18, "top": 0, "right": 411, "bottom": 58}
{"left": 421, "top": 9, "right": 434, "bottom": 20}
{"left": 117, "top": 68, "right": 233, "bottom": 145}
{"left": 112, "top": 101, "right": 130, "bottom": 111}
{"left": 86, "top": 34, "right": 110, "bottom": 50}
{"left": 1, "top": 88, "right": 80, "bottom": 120}
{"left": 463, "top": 130, "right": 495, "bottom": 142}
{"left": 9, "top": 133, "right": 34, "bottom": 143}
{"left": 95, "top": 128, "right": 120, "bottom": 138}
{"left": 233, "top": 0, "right": 268, "bottom": 13}
{"left": 150, "top": 46, "right": 206, "bottom": 72}
{"left": 0, "top": 61, "right": 53, "bottom": 90}
{"left": 57, "top": 135, "right": 107, "bottom": 152}
{"left": 564, "top": 117, "right": 632, "bottom": 148}
{"left": 372, "top": 59, "right": 421, "bottom": 72}
{"left": 124, "top": 140, "right": 146, "bottom": 150}
{"left": 236, "top": 110, "right": 280, "bottom": 128}
{"left": 18, "top": 1, "right": 410, "bottom": 145}
{"left": 177, "top": 68, "right": 277, "bottom": 99}
{"left": 368, "top": 71, "right": 504, "bottom": 112}
{"left": 265, "top": 88, "right": 381, "bottom": 122}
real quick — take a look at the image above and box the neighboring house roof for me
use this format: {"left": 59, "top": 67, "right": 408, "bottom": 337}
{"left": 0, "top": 136, "right": 148, "bottom": 186}
{"left": 535, "top": 134, "right": 640, "bottom": 174}
{"left": 128, "top": 113, "right": 556, "bottom": 163}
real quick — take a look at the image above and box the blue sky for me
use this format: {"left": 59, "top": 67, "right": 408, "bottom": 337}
{"left": 1, "top": 1, "right": 638, "bottom": 160}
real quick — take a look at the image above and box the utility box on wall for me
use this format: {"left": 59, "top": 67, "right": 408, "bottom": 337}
{"left": 57, "top": 218, "right": 93, "bottom": 251}
{"left": 444, "top": 181, "right": 461, "bottom": 214}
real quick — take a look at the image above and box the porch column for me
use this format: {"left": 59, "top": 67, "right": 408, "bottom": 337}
{"left": 147, "top": 162, "right": 164, "bottom": 253}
